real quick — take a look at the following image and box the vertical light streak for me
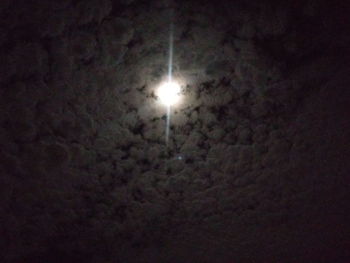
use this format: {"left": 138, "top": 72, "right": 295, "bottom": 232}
{"left": 165, "top": 104, "right": 171, "bottom": 145}
{"left": 165, "top": 17, "right": 174, "bottom": 146}
{"left": 168, "top": 22, "right": 174, "bottom": 83}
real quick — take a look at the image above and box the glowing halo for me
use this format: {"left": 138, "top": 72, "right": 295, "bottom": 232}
{"left": 157, "top": 81, "right": 181, "bottom": 106}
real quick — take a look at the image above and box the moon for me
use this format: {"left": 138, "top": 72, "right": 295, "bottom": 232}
{"left": 157, "top": 81, "right": 181, "bottom": 106}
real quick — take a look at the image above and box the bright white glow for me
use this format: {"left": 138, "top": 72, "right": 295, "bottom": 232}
{"left": 157, "top": 81, "right": 181, "bottom": 106}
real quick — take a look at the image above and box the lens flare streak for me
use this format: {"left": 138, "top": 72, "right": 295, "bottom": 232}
{"left": 165, "top": 21, "right": 174, "bottom": 146}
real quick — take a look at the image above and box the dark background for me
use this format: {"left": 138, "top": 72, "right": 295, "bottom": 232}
{"left": 0, "top": 0, "right": 349, "bottom": 262}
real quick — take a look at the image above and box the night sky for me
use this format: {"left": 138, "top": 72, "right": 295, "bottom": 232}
{"left": 0, "top": 0, "right": 350, "bottom": 262}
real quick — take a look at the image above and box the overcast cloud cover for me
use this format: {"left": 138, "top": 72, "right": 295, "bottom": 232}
{"left": 0, "top": 0, "right": 349, "bottom": 262}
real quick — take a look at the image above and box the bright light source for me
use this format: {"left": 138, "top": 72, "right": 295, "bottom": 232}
{"left": 157, "top": 81, "right": 181, "bottom": 106}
